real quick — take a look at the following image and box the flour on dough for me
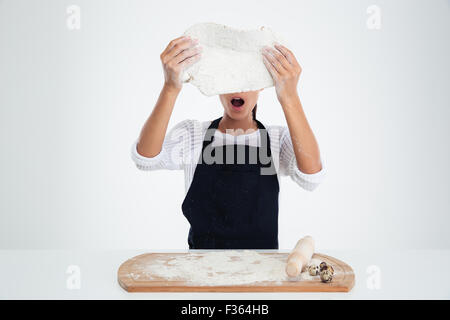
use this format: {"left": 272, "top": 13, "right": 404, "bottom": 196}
{"left": 182, "top": 23, "right": 286, "bottom": 96}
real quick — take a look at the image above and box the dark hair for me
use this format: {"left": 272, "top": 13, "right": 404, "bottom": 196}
{"left": 252, "top": 104, "right": 257, "bottom": 120}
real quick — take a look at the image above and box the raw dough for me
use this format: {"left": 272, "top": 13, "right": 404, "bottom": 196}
{"left": 182, "top": 23, "right": 286, "bottom": 96}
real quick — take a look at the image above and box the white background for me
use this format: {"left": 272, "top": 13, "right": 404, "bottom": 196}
{"left": 0, "top": 0, "right": 449, "bottom": 252}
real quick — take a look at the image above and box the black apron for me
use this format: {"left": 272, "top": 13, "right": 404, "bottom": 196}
{"left": 181, "top": 117, "right": 280, "bottom": 249}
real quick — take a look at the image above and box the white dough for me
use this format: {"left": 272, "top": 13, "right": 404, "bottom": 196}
{"left": 182, "top": 23, "right": 287, "bottom": 96}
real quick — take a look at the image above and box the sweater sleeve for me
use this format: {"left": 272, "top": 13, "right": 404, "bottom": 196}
{"left": 131, "top": 119, "right": 195, "bottom": 171}
{"left": 278, "top": 126, "right": 326, "bottom": 191}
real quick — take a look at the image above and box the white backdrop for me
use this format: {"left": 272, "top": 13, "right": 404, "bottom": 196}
{"left": 0, "top": 0, "right": 449, "bottom": 251}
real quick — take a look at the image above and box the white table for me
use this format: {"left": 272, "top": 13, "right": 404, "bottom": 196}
{"left": 1, "top": 249, "right": 448, "bottom": 299}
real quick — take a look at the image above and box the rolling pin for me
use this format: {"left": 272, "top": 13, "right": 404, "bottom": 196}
{"left": 286, "top": 236, "right": 315, "bottom": 277}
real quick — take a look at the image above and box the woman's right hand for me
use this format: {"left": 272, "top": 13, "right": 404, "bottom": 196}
{"left": 160, "top": 36, "right": 202, "bottom": 92}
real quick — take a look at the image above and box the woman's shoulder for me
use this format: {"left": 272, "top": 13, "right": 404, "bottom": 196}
{"left": 187, "top": 119, "right": 214, "bottom": 134}
{"left": 265, "top": 124, "right": 286, "bottom": 131}
{"left": 264, "top": 124, "right": 289, "bottom": 141}
{"left": 167, "top": 119, "right": 212, "bottom": 143}
{"left": 169, "top": 119, "right": 209, "bottom": 131}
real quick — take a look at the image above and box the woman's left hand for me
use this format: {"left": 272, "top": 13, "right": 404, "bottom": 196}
{"left": 262, "top": 44, "right": 302, "bottom": 105}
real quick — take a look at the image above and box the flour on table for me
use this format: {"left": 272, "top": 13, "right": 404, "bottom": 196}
{"left": 182, "top": 23, "right": 287, "bottom": 96}
{"left": 127, "top": 251, "right": 325, "bottom": 286}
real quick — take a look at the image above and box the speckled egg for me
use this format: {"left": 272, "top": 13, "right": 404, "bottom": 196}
{"left": 319, "top": 262, "right": 328, "bottom": 272}
{"left": 307, "top": 264, "right": 320, "bottom": 276}
{"left": 319, "top": 265, "right": 335, "bottom": 283}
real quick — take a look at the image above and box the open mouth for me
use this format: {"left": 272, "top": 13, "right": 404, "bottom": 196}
{"left": 231, "top": 97, "right": 245, "bottom": 108}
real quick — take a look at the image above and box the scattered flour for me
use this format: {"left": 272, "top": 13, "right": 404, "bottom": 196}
{"left": 127, "top": 251, "right": 325, "bottom": 286}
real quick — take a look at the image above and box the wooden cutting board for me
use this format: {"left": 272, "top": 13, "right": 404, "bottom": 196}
{"left": 118, "top": 252, "right": 355, "bottom": 292}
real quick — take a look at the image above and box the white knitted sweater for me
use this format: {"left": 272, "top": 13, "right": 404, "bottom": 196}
{"left": 131, "top": 119, "right": 325, "bottom": 193}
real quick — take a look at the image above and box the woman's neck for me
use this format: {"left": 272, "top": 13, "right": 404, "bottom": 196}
{"left": 218, "top": 114, "right": 258, "bottom": 135}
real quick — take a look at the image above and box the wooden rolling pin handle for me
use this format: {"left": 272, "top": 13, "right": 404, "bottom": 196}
{"left": 286, "top": 236, "right": 315, "bottom": 277}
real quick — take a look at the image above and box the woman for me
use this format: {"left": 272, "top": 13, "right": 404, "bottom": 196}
{"left": 131, "top": 35, "right": 325, "bottom": 249}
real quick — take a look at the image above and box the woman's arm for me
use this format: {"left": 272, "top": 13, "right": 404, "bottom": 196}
{"left": 262, "top": 44, "right": 322, "bottom": 174}
{"left": 137, "top": 36, "right": 202, "bottom": 158}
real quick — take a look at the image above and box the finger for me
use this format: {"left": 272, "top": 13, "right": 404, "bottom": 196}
{"left": 174, "top": 46, "right": 203, "bottom": 64}
{"left": 266, "top": 46, "right": 291, "bottom": 71}
{"left": 166, "top": 38, "right": 198, "bottom": 61}
{"left": 262, "top": 48, "right": 286, "bottom": 74}
{"left": 178, "top": 53, "right": 202, "bottom": 69}
{"left": 274, "top": 43, "right": 300, "bottom": 67}
{"left": 161, "top": 36, "right": 189, "bottom": 58}
{"left": 262, "top": 54, "right": 279, "bottom": 80}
